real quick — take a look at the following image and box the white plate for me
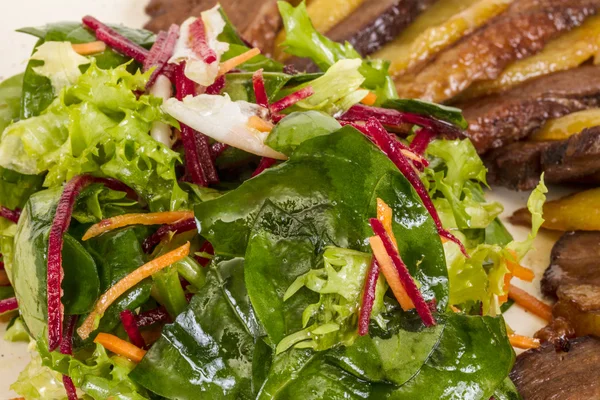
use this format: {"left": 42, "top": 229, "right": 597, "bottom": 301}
{"left": 0, "top": 1, "right": 562, "bottom": 397}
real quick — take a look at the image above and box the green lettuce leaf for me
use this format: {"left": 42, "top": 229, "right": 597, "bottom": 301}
{"left": 0, "top": 73, "right": 24, "bottom": 132}
{"left": 4, "top": 317, "right": 30, "bottom": 342}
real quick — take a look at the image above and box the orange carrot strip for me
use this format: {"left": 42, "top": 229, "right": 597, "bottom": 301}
{"left": 0, "top": 270, "right": 10, "bottom": 286}
{"left": 401, "top": 149, "right": 424, "bottom": 163}
{"left": 78, "top": 242, "right": 190, "bottom": 339}
{"left": 72, "top": 41, "right": 106, "bottom": 55}
{"left": 248, "top": 115, "right": 274, "bottom": 132}
{"left": 450, "top": 305, "right": 461, "bottom": 313}
{"left": 360, "top": 91, "right": 377, "bottom": 106}
{"left": 82, "top": 211, "right": 194, "bottom": 241}
{"left": 94, "top": 332, "right": 147, "bottom": 362}
{"left": 370, "top": 236, "right": 415, "bottom": 310}
{"left": 509, "top": 333, "right": 540, "bottom": 350}
{"left": 219, "top": 48, "right": 261, "bottom": 75}
{"left": 508, "top": 284, "right": 552, "bottom": 321}
{"left": 376, "top": 198, "right": 397, "bottom": 248}
{"left": 511, "top": 264, "right": 535, "bottom": 282}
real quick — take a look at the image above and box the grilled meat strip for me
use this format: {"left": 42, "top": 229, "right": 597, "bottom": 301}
{"left": 485, "top": 125, "right": 600, "bottom": 190}
{"left": 396, "top": 0, "right": 600, "bottom": 103}
{"left": 510, "top": 336, "right": 600, "bottom": 400}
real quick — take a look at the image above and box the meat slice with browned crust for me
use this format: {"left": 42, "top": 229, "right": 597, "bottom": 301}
{"left": 396, "top": 0, "right": 600, "bottom": 103}
{"left": 461, "top": 65, "right": 600, "bottom": 154}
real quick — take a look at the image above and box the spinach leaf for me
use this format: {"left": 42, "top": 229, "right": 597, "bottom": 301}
{"left": 224, "top": 72, "right": 291, "bottom": 103}
{"left": 11, "top": 188, "right": 100, "bottom": 338}
{"left": 492, "top": 377, "right": 522, "bottom": 400}
{"left": 18, "top": 22, "right": 155, "bottom": 118}
{"left": 383, "top": 99, "right": 468, "bottom": 130}
{"left": 0, "top": 73, "right": 24, "bottom": 131}
{"left": 131, "top": 258, "right": 261, "bottom": 399}
{"left": 83, "top": 227, "right": 152, "bottom": 339}
{"left": 265, "top": 111, "right": 341, "bottom": 155}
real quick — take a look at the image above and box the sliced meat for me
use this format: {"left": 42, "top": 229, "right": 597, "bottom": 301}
{"left": 510, "top": 336, "right": 600, "bottom": 400}
{"left": 534, "top": 317, "right": 576, "bottom": 352}
{"left": 463, "top": 66, "right": 600, "bottom": 154}
{"left": 144, "top": 0, "right": 273, "bottom": 37}
{"left": 553, "top": 285, "right": 600, "bottom": 337}
{"left": 396, "top": 0, "right": 600, "bottom": 103}
{"left": 541, "top": 231, "right": 600, "bottom": 298}
{"left": 325, "top": 0, "right": 436, "bottom": 57}
{"left": 243, "top": 1, "right": 282, "bottom": 56}
{"left": 485, "top": 126, "right": 600, "bottom": 190}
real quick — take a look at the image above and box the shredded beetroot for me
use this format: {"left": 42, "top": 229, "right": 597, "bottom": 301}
{"left": 410, "top": 128, "right": 436, "bottom": 155}
{"left": 195, "top": 241, "right": 214, "bottom": 267}
{"left": 142, "top": 218, "right": 197, "bottom": 253}
{"left": 358, "top": 258, "right": 380, "bottom": 336}
{"left": 189, "top": 17, "right": 217, "bottom": 64}
{"left": 364, "top": 119, "right": 467, "bottom": 256}
{"left": 0, "top": 206, "right": 20, "bottom": 224}
{"left": 206, "top": 75, "right": 226, "bottom": 95}
{"left": 47, "top": 175, "right": 135, "bottom": 351}
{"left": 211, "top": 142, "right": 229, "bottom": 159}
{"left": 136, "top": 306, "right": 171, "bottom": 327}
{"left": 83, "top": 16, "right": 148, "bottom": 63}
{"left": 120, "top": 310, "right": 147, "bottom": 349}
{"left": 251, "top": 158, "right": 277, "bottom": 177}
{"left": 0, "top": 297, "right": 17, "bottom": 314}
{"left": 0, "top": 261, "right": 4, "bottom": 270}
{"left": 59, "top": 315, "right": 78, "bottom": 400}
{"left": 144, "top": 24, "right": 180, "bottom": 88}
{"left": 370, "top": 218, "right": 436, "bottom": 326}
{"left": 195, "top": 132, "right": 219, "bottom": 184}
{"left": 270, "top": 86, "right": 314, "bottom": 114}
{"left": 252, "top": 69, "right": 269, "bottom": 109}
{"left": 340, "top": 104, "right": 462, "bottom": 138}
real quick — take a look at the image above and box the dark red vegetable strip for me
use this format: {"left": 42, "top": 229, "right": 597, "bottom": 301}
{"left": 175, "top": 64, "right": 208, "bottom": 187}
{"left": 252, "top": 69, "right": 269, "bottom": 109}
{"left": 189, "top": 17, "right": 217, "bottom": 64}
{"left": 410, "top": 128, "right": 436, "bottom": 155}
{"left": 270, "top": 86, "right": 314, "bottom": 114}
{"left": 0, "top": 297, "right": 17, "bottom": 314}
{"left": 211, "top": 142, "right": 229, "bottom": 159}
{"left": 251, "top": 158, "right": 277, "bottom": 177}
{"left": 340, "top": 104, "right": 462, "bottom": 138}
{"left": 339, "top": 121, "right": 374, "bottom": 140}
{"left": 120, "top": 310, "right": 146, "bottom": 349}
{"left": 60, "top": 315, "right": 78, "bottom": 400}
{"left": 206, "top": 75, "right": 226, "bottom": 95}
{"left": 144, "top": 24, "right": 180, "bottom": 88}
{"left": 136, "top": 306, "right": 171, "bottom": 327}
{"left": 98, "top": 177, "right": 138, "bottom": 201}
{"left": 0, "top": 261, "right": 4, "bottom": 270}
{"left": 83, "top": 16, "right": 148, "bottom": 63}
{"left": 195, "top": 241, "right": 214, "bottom": 267}
{"left": 365, "top": 119, "right": 467, "bottom": 256}
{"left": 195, "top": 131, "right": 219, "bottom": 184}
{"left": 142, "top": 218, "right": 197, "bottom": 253}
{"left": 63, "top": 376, "right": 78, "bottom": 400}
{"left": 358, "top": 258, "right": 380, "bottom": 336}
{"left": 370, "top": 218, "right": 436, "bottom": 327}
{"left": 0, "top": 206, "right": 20, "bottom": 224}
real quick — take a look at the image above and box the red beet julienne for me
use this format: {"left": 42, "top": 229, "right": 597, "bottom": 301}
{"left": 0, "top": 206, "right": 21, "bottom": 224}
{"left": 120, "top": 310, "right": 147, "bottom": 349}
{"left": 364, "top": 118, "right": 468, "bottom": 256}
{"left": 82, "top": 16, "right": 148, "bottom": 64}
{"left": 370, "top": 218, "right": 436, "bottom": 327}
{"left": 205, "top": 74, "right": 226, "bottom": 95}
{"left": 136, "top": 305, "right": 171, "bottom": 327}
{"left": 0, "top": 297, "right": 18, "bottom": 314}
{"left": 410, "top": 128, "right": 437, "bottom": 155}
{"left": 358, "top": 258, "right": 381, "bottom": 336}
{"left": 252, "top": 69, "right": 270, "bottom": 109}
{"left": 144, "top": 24, "right": 180, "bottom": 88}
{"left": 340, "top": 104, "right": 463, "bottom": 139}
{"left": 251, "top": 157, "right": 277, "bottom": 177}
{"left": 195, "top": 240, "right": 214, "bottom": 267}
{"left": 189, "top": 17, "right": 217, "bottom": 64}
{"left": 46, "top": 175, "right": 135, "bottom": 352}
{"left": 59, "top": 315, "right": 78, "bottom": 400}
{"left": 142, "top": 217, "right": 197, "bottom": 253}
{"left": 270, "top": 86, "right": 314, "bottom": 114}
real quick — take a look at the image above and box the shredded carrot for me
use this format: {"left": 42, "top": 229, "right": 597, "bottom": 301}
{"left": 401, "top": 149, "right": 423, "bottom": 163}
{"left": 218, "top": 48, "right": 261, "bottom": 75}
{"left": 82, "top": 211, "right": 194, "bottom": 241}
{"left": 505, "top": 250, "right": 535, "bottom": 282}
{"left": 498, "top": 272, "right": 512, "bottom": 304}
{"left": 247, "top": 115, "right": 274, "bottom": 132}
{"left": 72, "top": 41, "right": 107, "bottom": 55}
{"left": 369, "top": 236, "right": 415, "bottom": 310}
{"left": 94, "top": 332, "right": 147, "bottom": 362}
{"left": 360, "top": 91, "right": 377, "bottom": 106}
{"left": 78, "top": 242, "right": 190, "bottom": 340}
{"left": 509, "top": 333, "right": 540, "bottom": 350}
{"left": 0, "top": 270, "right": 10, "bottom": 286}
{"left": 508, "top": 284, "right": 552, "bottom": 321}
{"left": 450, "top": 305, "right": 461, "bottom": 313}
{"left": 376, "top": 198, "right": 397, "bottom": 248}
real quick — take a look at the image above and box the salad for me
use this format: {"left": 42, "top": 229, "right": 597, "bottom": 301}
{"left": 0, "top": 2, "right": 546, "bottom": 399}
